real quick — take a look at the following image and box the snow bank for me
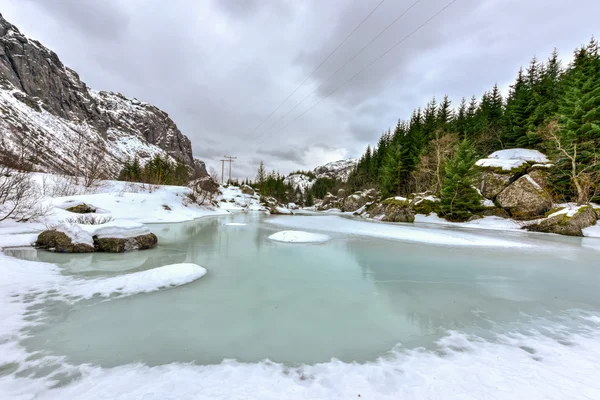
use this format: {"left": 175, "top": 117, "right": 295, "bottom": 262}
{"left": 67, "top": 263, "right": 207, "bottom": 299}
{"left": 4, "top": 316, "right": 600, "bottom": 400}
{"left": 583, "top": 223, "right": 600, "bottom": 238}
{"left": 52, "top": 222, "right": 94, "bottom": 246}
{"left": 416, "top": 213, "right": 522, "bottom": 231}
{"left": 82, "top": 220, "right": 151, "bottom": 239}
{"left": 269, "top": 216, "right": 529, "bottom": 247}
{"left": 269, "top": 230, "right": 331, "bottom": 243}
{"left": 225, "top": 222, "right": 247, "bottom": 226}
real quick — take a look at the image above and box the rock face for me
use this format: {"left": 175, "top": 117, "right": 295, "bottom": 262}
{"left": 526, "top": 206, "right": 598, "bottom": 237}
{"left": 496, "top": 175, "right": 552, "bottom": 219}
{"left": 0, "top": 14, "right": 203, "bottom": 175}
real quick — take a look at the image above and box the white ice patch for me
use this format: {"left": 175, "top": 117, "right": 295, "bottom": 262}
{"left": 270, "top": 216, "right": 529, "bottom": 247}
{"left": 66, "top": 263, "right": 207, "bottom": 299}
{"left": 225, "top": 223, "right": 247, "bottom": 226}
{"left": 269, "top": 230, "right": 331, "bottom": 243}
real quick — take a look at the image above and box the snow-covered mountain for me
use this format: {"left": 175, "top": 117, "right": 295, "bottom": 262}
{"left": 284, "top": 159, "right": 357, "bottom": 191}
{"left": 314, "top": 159, "right": 358, "bottom": 181}
{"left": 0, "top": 13, "right": 206, "bottom": 177}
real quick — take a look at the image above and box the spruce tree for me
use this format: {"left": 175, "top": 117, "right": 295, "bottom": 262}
{"left": 440, "top": 139, "right": 482, "bottom": 221}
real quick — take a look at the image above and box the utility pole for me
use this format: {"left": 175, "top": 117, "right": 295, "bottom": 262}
{"left": 220, "top": 159, "right": 226, "bottom": 184}
{"left": 224, "top": 155, "right": 236, "bottom": 184}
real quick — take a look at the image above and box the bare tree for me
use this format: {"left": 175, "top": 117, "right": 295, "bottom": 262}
{"left": 414, "top": 131, "right": 457, "bottom": 195}
{"left": 0, "top": 165, "right": 48, "bottom": 222}
{"left": 209, "top": 167, "right": 219, "bottom": 183}
{"left": 545, "top": 121, "right": 600, "bottom": 204}
{"left": 81, "top": 138, "right": 109, "bottom": 189}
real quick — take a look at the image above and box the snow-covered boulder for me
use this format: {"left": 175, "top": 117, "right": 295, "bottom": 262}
{"left": 476, "top": 149, "right": 551, "bottom": 174}
{"left": 526, "top": 205, "right": 598, "bottom": 236}
{"left": 35, "top": 221, "right": 158, "bottom": 253}
{"left": 363, "top": 197, "right": 415, "bottom": 223}
{"left": 496, "top": 175, "right": 552, "bottom": 219}
{"left": 35, "top": 223, "right": 95, "bottom": 253}
{"left": 241, "top": 184, "right": 255, "bottom": 195}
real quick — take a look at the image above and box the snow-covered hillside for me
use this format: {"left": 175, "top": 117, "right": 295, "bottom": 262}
{"left": 0, "top": 13, "right": 205, "bottom": 177}
{"left": 314, "top": 159, "right": 358, "bottom": 181}
{"left": 284, "top": 159, "right": 357, "bottom": 192}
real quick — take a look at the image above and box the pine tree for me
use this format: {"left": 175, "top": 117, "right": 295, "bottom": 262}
{"left": 549, "top": 39, "right": 600, "bottom": 203}
{"left": 437, "top": 95, "right": 453, "bottom": 129}
{"left": 256, "top": 161, "right": 266, "bottom": 185}
{"left": 440, "top": 139, "right": 482, "bottom": 221}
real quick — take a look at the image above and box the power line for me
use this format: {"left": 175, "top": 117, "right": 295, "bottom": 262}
{"left": 242, "top": 0, "right": 387, "bottom": 138}
{"left": 251, "top": 0, "right": 423, "bottom": 144}
{"left": 255, "top": 0, "right": 459, "bottom": 147}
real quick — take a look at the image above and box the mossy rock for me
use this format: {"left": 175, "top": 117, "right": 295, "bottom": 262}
{"left": 94, "top": 233, "right": 158, "bottom": 253}
{"left": 66, "top": 203, "right": 96, "bottom": 214}
{"left": 526, "top": 206, "right": 597, "bottom": 237}
{"left": 412, "top": 199, "right": 439, "bottom": 215}
{"left": 35, "top": 230, "right": 95, "bottom": 253}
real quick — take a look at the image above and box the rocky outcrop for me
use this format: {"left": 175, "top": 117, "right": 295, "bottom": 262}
{"left": 496, "top": 175, "right": 552, "bottom": 219}
{"left": 476, "top": 149, "right": 554, "bottom": 220}
{"left": 94, "top": 233, "right": 158, "bottom": 252}
{"left": 0, "top": 13, "right": 202, "bottom": 175}
{"left": 526, "top": 206, "right": 598, "bottom": 237}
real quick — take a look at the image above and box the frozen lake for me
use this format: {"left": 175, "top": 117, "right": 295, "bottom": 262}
{"left": 3, "top": 213, "right": 600, "bottom": 398}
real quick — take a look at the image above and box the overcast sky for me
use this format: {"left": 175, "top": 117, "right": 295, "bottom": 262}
{"left": 0, "top": 0, "right": 598, "bottom": 178}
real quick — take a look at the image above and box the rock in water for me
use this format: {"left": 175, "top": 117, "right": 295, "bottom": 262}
{"left": 496, "top": 175, "right": 552, "bottom": 219}
{"left": 94, "top": 233, "right": 158, "bottom": 253}
{"left": 35, "top": 230, "right": 95, "bottom": 253}
{"left": 526, "top": 206, "right": 598, "bottom": 237}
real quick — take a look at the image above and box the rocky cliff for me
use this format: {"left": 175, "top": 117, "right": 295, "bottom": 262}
{"left": 0, "top": 13, "right": 205, "bottom": 177}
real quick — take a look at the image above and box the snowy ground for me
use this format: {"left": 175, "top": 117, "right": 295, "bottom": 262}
{"left": 2, "top": 174, "right": 600, "bottom": 399}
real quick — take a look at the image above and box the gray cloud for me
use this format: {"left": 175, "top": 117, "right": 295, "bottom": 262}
{"left": 1, "top": 0, "right": 598, "bottom": 179}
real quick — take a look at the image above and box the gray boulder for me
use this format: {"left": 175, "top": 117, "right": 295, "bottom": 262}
{"left": 343, "top": 193, "right": 367, "bottom": 212}
{"left": 526, "top": 206, "right": 598, "bottom": 237}
{"left": 365, "top": 198, "right": 415, "bottom": 223}
{"left": 496, "top": 175, "right": 552, "bottom": 219}
{"left": 478, "top": 171, "right": 512, "bottom": 199}
{"left": 241, "top": 185, "right": 255, "bottom": 195}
